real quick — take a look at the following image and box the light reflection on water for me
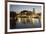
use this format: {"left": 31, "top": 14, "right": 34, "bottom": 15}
{"left": 16, "top": 18, "right": 41, "bottom": 29}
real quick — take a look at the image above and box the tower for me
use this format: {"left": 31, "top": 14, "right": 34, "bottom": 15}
{"left": 33, "top": 8, "right": 35, "bottom": 14}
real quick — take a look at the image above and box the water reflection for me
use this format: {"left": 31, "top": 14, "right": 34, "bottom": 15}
{"left": 15, "top": 16, "right": 41, "bottom": 29}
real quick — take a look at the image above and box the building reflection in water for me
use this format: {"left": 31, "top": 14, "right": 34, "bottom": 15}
{"left": 16, "top": 15, "right": 41, "bottom": 24}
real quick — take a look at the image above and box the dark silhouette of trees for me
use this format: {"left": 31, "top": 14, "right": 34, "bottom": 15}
{"left": 10, "top": 11, "right": 16, "bottom": 17}
{"left": 10, "top": 11, "right": 16, "bottom": 29}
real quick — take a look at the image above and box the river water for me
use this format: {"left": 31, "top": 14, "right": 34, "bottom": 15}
{"left": 16, "top": 18, "right": 41, "bottom": 29}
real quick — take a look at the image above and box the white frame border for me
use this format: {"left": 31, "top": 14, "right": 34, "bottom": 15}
{"left": 7, "top": 2, "right": 43, "bottom": 32}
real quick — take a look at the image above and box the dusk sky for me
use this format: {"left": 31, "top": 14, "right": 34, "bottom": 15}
{"left": 10, "top": 5, "right": 41, "bottom": 13}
